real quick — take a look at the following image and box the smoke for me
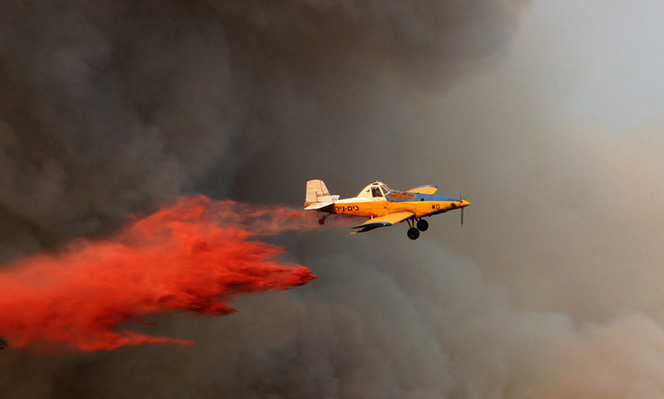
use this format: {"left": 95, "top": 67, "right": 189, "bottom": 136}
{"left": 0, "top": 196, "right": 317, "bottom": 352}
{"left": 0, "top": 1, "right": 241, "bottom": 259}
{"left": 7, "top": 0, "right": 664, "bottom": 398}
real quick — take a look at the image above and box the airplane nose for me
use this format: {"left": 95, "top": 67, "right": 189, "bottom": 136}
{"left": 460, "top": 199, "right": 470, "bottom": 207}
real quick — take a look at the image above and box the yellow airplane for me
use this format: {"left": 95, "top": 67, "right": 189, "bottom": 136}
{"left": 304, "top": 179, "right": 470, "bottom": 240}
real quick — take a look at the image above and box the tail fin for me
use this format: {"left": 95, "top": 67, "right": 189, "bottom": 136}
{"left": 304, "top": 179, "right": 338, "bottom": 209}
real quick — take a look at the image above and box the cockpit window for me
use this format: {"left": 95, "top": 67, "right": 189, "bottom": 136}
{"left": 389, "top": 190, "right": 415, "bottom": 200}
{"left": 371, "top": 187, "right": 383, "bottom": 197}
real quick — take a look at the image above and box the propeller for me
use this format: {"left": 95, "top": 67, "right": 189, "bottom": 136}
{"left": 460, "top": 195, "right": 465, "bottom": 226}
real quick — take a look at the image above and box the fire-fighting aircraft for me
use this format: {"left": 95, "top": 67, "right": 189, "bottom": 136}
{"left": 304, "top": 179, "right": 470, "bottom": 240}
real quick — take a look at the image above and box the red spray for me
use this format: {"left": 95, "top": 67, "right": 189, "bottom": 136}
{"left": 0, "top": 196, "right": 318, "bottom": 352}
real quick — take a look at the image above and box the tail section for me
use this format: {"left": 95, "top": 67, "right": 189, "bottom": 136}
{"left": 304, "top": 179, "right": 338, "bottom": 210}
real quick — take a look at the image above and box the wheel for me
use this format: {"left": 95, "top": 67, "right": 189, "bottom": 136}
{"left": 416, "top": 219, "right": 429, "bottom": 231}
{"left": 407, "top": 227, "right": 420, "bottom": 240}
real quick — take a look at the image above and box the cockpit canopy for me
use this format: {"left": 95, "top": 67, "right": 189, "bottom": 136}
{"left": 356, "top": 181, "right": 420, "bottom": 201}
{"left": 357, "top": 181, "right": 391, "bottom": 199}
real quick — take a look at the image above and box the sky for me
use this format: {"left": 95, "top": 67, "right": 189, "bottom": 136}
{"left": 3, "top": 1, "right": 664, "bottom": 398}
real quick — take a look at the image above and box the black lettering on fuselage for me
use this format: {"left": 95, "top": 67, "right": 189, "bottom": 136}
{"left": 336, "top": 205, "right": 360, "bottom": 213}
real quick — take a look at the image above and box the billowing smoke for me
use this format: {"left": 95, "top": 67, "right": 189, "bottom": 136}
{"left": 6, "top": 0, "right": 664, "bottom": 398}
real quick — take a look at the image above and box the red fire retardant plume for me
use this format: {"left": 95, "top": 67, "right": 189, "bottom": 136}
{"left": 0, "top": 196, "right": 318, "bottom": 352}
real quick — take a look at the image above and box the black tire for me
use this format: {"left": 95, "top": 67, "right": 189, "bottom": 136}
{"left": 407, "top": 227, "right": 420, "bottom": 240}
{"left": 416, "top": 219, "right": 429, "bottom": 231}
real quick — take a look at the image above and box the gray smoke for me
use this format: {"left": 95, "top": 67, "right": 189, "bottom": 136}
{"left": 0, "top": 0, "right": 520, "bottom": 255}
{"left": 7, "top": 1, "right": 664, "bottom": 398}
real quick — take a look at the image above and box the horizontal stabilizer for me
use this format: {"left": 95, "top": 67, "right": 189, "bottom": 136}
{"left": 304, "top": 201, "right": 334, "bottom": 211}
{"left": 407, "top": 185, "right": 438, "bottom": 195}
{"left": 351, "top": 211, "right": 414, "bottom": 234}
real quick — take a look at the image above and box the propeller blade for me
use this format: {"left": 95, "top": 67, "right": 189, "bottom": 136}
{"left": 460, "top": 195, "right": 464, "bottom": 226}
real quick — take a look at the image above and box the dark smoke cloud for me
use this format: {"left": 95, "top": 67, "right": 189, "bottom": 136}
{"left": 18, "top": 1, "right": 658, "bottom": 398}
{"left": 0, "top": 1, "right": 240, "bottom": 258}
{"left": 0, "top": 0, "right": 524, "bottom": 257}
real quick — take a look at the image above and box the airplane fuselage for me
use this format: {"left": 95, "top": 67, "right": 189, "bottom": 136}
{"left": 327, "top": 194, "right": 467, "bottom": 219}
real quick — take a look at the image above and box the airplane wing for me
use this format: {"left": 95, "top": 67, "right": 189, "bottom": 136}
{"left": 304, "top": 201, "right": 335, "bottom": 210}
{"left": 406, "top": 185, "right": 438, "bottom": 195}
{"left": 351, "top": 211, "right": 414, "bottom": 234}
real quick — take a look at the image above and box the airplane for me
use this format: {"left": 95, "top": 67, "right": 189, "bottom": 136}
{"left": 304, "top": 179, "right": 470, "bottom": 240}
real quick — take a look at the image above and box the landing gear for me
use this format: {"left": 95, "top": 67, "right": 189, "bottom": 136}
{"left": 318, "top": 214, "right": 328, "bottom": 225}
{"left": 406, "top": 218, "right": 429, "bottom": 240}
{"left": 407, "top": 227, "right": 420, "bottom": 240}
{"left": 416, "top": 219, "right": 429, "bottom": 232}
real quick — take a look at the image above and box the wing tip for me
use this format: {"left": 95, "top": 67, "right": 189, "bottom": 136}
{"left": 351, "top": 222, "right": 391, "bottom": 234}
{"left": 351, "top": 221, "right": 391, "bottom": 230}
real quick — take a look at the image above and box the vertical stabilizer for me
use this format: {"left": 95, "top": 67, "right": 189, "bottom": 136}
{"left": 304, "top": 179, "right": 337, "bottom": 208}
